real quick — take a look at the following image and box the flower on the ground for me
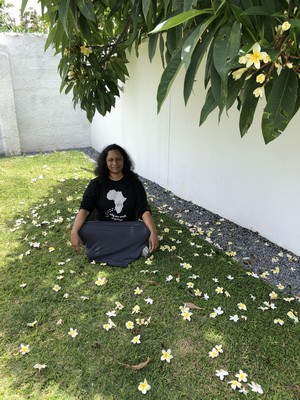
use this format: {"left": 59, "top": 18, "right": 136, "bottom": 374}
{"left": 52, "top": 284, "right": 61, "bottom": 292}
{"left": 272, "top": 266, "right": 280, "bottom": 274}
{"left": 269, "top": 291, "right": 278, "bottom": 300}
{"left": 215, "top": 287, "right": 224, "bottom": 294}
{"left": 230, "top": 314, "right": 239, "bottom": 322}
{"left": 215, "top": 344, "right": 223, "bottom": 353}
{"left": 210, "top": 311, "right": 217, "bottom": 318}
{"left": 239, "top": 387, "right": 249, "bottom": 395}
{"left": 132, "top": 305, "right": 140, "bottom": 314}
{"left": 181, "top": 310, "right": 193, "bottom": 321}
{"left": 95, "top": 276, "right": 107, "bottom": 286}
{"left": 274, "top": 318, "right": 284, "bottom": 325}
{"left": 115, "top": 301, "right": 124, "bottom": 310}
{"left": 186, "top": 282, "right": 194, "bottom": 289}
{"left": 106, "top": 310, "right": 116, "bottom": 317}
{"left": 144, "top": 297, "right": 153, "bottom": 305}
{"left": 287, "top": 310, "right": 299, "bottom": 323}
{"left": 125, "top": 321, "right": 134, "bottom": 330}
{"left": 212, "top": 278, "right": 219, "bottom": 283}
{"left": 227, "top": 275, "right": 234, "bottom": 280}
{"left": 228, "top": 380, "right": 242, "bottom": 390}
{"left": 68, "top": 328, "right": 78, "bottom": 338}
{"left": 248, "top": 381, "right": 263, "bottom": 394}
{"left": 134, "top": 287, "right": 143, "bottom": 295}
{"left": 260, "top": 271, "right": 269, "bottom": 278}
{"left": 103, "top": 319, "right": 116, "bottom": 331}
{"left": 214, "top": 306, "right": 224, "bottom": 315}
{"left": 181, "top": 262, "right": 192, "bottom": 269}
{"left": 20, "top": 344, "right": 30, "bottom": 355}
{"left": 49, "top": 247, "right": 55, "bottom": 252}
{"left": 276, "top": 283, "right": 285, "bottom": 290}
{"left": 215, "top": 369, "right": 229, "bottom": 380}
{"left": 33, "top": 363, "right": 47, "bottom": 371}
{"left": 209, "top": 347, "right": 220, "bottom": 358}
{"left": 138, "top": 378, "right": 151, "bottom": 394}
{"left": 253, "top": 87, "right": 264, "bottom": 98}
{"left": 237, "top": 302, "right": 247, "bottom": 311}
{"left": 235, "top": 370, "right": 248, "bottom": 382}
{"left": 27, "top": 320, "right": 37, "bottom": 327}
{"left": 203, "top": 293, "right": 209, "bottom": 300}
{"left": 131, "top": 334, "right": 141, "bottom": 344}
{"left": 194, "top": 289, "right": 202, "bottom": 297}
{"left": 161, "top": 349, "right": 173, "bottom": 363}
{"left": 166, "top": 275, "right": 173, "bottom": 281}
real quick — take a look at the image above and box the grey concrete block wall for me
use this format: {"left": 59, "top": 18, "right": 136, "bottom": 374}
{"left": 0, "top": 33, "right": 90, "bottom": 155}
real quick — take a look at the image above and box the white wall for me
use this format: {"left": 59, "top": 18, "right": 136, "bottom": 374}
{"left": 90, "top": 41, "right": 300, "bottom": 256}
{"left": 0, "top": 33, "right": 90, "bottom": 154}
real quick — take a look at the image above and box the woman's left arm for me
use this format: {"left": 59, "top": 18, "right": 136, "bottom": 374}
{"left": 142, "top": 211, "right": 159, "bottom": 252}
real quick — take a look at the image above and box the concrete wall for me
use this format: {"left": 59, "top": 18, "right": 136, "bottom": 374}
{"left": 0, "top": 33, "right": 90, "bottom": 155}
{"left": 90, "top": 41, "right": 300, "bottom": 256}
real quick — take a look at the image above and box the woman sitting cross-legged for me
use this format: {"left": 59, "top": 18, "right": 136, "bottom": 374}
{"left": 71, "top": 143, "right": 158, "bottom": 267}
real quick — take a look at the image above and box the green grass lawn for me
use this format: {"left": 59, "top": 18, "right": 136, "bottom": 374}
{"left": 0, "top": 151, "right": 299, "bottom": 400}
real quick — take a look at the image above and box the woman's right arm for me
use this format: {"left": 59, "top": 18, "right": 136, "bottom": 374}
{"left": 71, "top": 209, "right": 90, "bottom": 253}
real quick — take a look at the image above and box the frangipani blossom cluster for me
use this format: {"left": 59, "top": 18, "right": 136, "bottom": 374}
{"left": 216, "top": 368, "right": 263, "bottom": 395}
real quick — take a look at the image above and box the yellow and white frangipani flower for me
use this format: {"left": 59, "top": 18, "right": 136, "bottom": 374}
{"left": 80, "top": 45, "right": 92, "bottom": 56}
{"left": 115, "top": 301, "right": 124, "bottom": 310}
{"left": 283, "top": 297, "right": 294, "bottom": 302}
{"left": 237, "top": 302, "right": 247, "bottom": 311}
{"left": 27, "top": 320, "right": 37, "bottom": 327}
{"left": 260, "top": 271, "right": 269, "bottom": 278}
{"left": 20, "top": 344, "right": 30, "bottom": 355}
{"left": 33, "top": 363, "right": 47, "bottom": 371}
{"left": 215, "top": 287, "right": 224, "bottom": 294}
{"left": 246, "top": 43, "right": 269, "bottom": 69}
{"left": 132, "top": 305, "right": 140, "bottom": 314}
{"left": 68, "top": 328, "right": 78, "bottom": 338}
{"left": 203, "top": 293, "right": 209, "bottom": 300}
{"left": 144, "top": 297, "right": 153, "bottom": 305}
{"left": 103, "top": 319, "right": 116, "bottom": 331}
{"left": 287, "top": 310, "right": 299, "bottom": 323}
{"left": 238, "top": 55, "right": 248, "bottom": 64}
{"left": 181, "top": 262, "right": 192, "bottom": 269}
{"left": 144, "top": 259, "right": 153, "bottom": 265}
{"left": 181, "top": 310, "right": 193, "bottom": 321}
{"left": 276, "top": 283, "right": 285, "bottom": 290}
{"left": 161, "top": 349, "right": 173, "bottom": 363}
{"left": 232, "top": 67, "right": 248, "bottom": 80}
{"left": 253, "top": 87, "right": 264, "bottom": 98}
{"left": 269, "top": 291, "right": 278, "bottom": 300}
{"left": 179, "top": 305, "right": 190, "bottom": 313}
{"left": 194, "top": 289, "right": 202, "bottom": 297}
{"left": 282, "top": 21, "right": 291, "bottom": 31}
{"left": 187, "top": 282, "right": 195, "bottom": 289}
{"left": 125, "top": 321, "right": 134, "bottom": 330}
{"left": 214, "top": 306, "right": 224, "bottom": 315}
{"left": 208, "top": 347, "right": 220, "bottom": 358}
{"left": 274, "top": 318, "right": 284, "bottom": 325}
{"left": 272, "top": 266, "right": 280, "bottom": 274}
{"left": 136, "top": 318, "right": 146, "bottom": 326}
{"left": 215, "top": 344, "right": 223, "bottom": 353}
{"left": 228, "top": 380, "right": 242, "bottom": 390}
{"left": 131, "top": 334, "right": 141, "bottom": 344}
{"left": 256, "top": 73, "right": 266, "bottom": 84}
{"left": 134, "top": 287, "right": 143, "bottom": 295}
{"left": 138, "top": 378, "right": 151, "bottom": 394}
{"left": 95, "top": 276, "right": 107, "bottom": 286}
{"left": 235, "top": 370, "right": 248, "bottom": 382}
{"left": 248, "top": 381, "right": 263, "bottom": 394}
{"left": 52, "top": 284, "right": 61, "bottom": 292}
{"left": 225, "top": 291, "right": 231, "bottom": 297}
{"left": 230, "top": 314, "right": 239, "bottom": 322}
{"left": 215, "top": 369, "right": 229, "bottom": 380}
{"left": 106, "top": 310, "right": 116, "bottom": 317}
{"left": 210, "top": 311, "right": 218, "bottom": 318}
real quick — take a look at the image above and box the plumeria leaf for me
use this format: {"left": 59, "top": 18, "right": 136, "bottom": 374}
{"left": 75, "top": 0, "right": 96, "bottom": 22}
{"left": 150, "top": 9, "right": 213, "bottom": 34}
{"left": 199, "top": 87, "right": 217, "bottom": 125}
{"left": 262, "top": 69, "right": 298, "bottom": 144}
{"left": 239, "top": 78, "right": 259, "bottom": 137}
{"left": 120, "top": 357, "right": 151, "bottom": 370}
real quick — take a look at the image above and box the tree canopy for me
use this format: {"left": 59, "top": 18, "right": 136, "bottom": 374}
{"left": 22, "top": 0, "right": 300, "bottom": 143}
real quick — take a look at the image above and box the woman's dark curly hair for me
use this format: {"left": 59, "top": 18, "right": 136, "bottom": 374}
{"left": 95, "top": 144, "right": 138, "bottom": 183}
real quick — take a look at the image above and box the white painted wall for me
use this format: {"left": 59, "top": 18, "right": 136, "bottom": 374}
{"left": 90, "top": 41, "right": 300, "bottom": 256}
{"left": 0, "top": 33, "right": 90, "bottom": 154}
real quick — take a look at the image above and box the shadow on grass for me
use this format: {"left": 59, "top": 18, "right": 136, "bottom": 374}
{"left": 1, "top": 165, "right": 300, "bottom": 399}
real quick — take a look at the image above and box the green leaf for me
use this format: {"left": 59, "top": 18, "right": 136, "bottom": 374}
{"left": 262, "top": 69, "right": 298, "bottom": 144}
{"left": 148, "top": 33, "right": 159, "bottom": 62}
{"left": 142, "top": 0, "right": 151, "bottom": 20}
{"left": 76, "top": 0, "right": 96, "bottom": 22}
{"left": 239, "top": 78, "right": 259, "bottom": 137}
{"left": 199, "top": 87, "right": 217, "bottom": 125}
{"left": 241, "top": 6, "right": 274, "bottom": 16}
{"left": 157, "top": 50, "right": 182, "bottom": 113}
{"left": 183, "top": 31, "right": 213, "bottom": 104}
{"left": 59, "top": 0, "right": 70, "bottom": 32}
{"left": 150, "top": 9, "right": 213, "bottom": 34}
{"left": 21, "top": 0, "right": 29, "bottom": 15}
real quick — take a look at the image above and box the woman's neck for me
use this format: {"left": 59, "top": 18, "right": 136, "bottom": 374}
{"left": 109, "top": 173, "right": 124, "bottom": 181}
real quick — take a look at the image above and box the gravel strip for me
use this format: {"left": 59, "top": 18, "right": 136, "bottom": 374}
{"left": 82, "top": 147, "right": 300, "bottom": 296}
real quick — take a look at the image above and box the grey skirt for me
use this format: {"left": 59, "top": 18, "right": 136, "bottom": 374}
{"left": 79, "top": 220, "right": 150, "bottom": 267}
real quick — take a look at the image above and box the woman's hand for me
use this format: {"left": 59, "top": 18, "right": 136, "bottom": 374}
{"left": 71, "top": 231, "right": 82, "bottom": 253}
{"left": 148, "top": 231, "right": 159, "bottom": 253}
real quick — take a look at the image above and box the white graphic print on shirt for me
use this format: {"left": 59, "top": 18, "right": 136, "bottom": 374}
{"left": 106, "top": 190, "right": 127, "bottom": 219}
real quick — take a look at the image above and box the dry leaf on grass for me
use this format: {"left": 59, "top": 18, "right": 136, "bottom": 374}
{"left": 184, "top": 302, "right": 204, "bottom": 310}
{"left": 119, "top": 357, "right": 151, "bottom": 370}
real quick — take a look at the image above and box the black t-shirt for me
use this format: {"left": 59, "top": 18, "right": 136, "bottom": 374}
{"left": 80, "top": 176, "right": 151, "bottom": 222}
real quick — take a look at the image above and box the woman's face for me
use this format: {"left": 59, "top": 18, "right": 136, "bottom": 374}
{"left": 106, "top": 150, "right": 124, "bottom": 177}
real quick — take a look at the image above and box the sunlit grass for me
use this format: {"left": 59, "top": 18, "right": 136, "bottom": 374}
{"left": 0, "top": 151, "right": 299, "bottom": 399}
